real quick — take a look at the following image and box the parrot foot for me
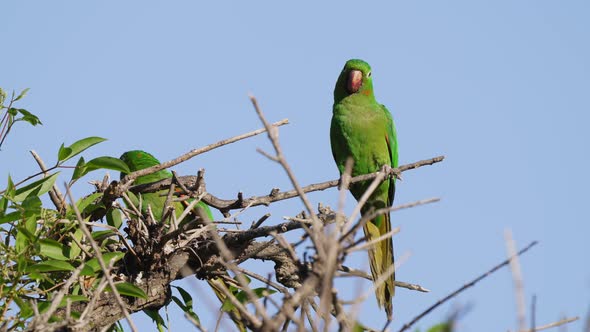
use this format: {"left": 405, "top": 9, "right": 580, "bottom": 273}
{"left": 381, "top": 164, "right": 402, "bottom": 181}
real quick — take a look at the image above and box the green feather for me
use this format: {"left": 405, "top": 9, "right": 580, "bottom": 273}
{"left": 119, "top": 150, "right": 213, "bottom": 222}
{"left": 330, "top": 59, "right": 398, "bottom": 319}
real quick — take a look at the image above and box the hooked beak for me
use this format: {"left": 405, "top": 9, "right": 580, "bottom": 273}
{"left": 347, "top": 69, "right": 363, "bottom": 94}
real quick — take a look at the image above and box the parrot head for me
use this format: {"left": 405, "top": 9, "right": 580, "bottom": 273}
{"left": 119, "top": 150, "right": 155, "bottom": 178}
{"left": 333, "top": 59, "right": 375, "bottom": 104}
{"left": 119, "top": 150, "right": 172, "bottom": 185}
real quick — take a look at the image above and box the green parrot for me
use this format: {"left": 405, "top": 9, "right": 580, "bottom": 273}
{"left": 119, "top": 150, "right": 246, "bottom": 331}
{"left": 330, "top": 59, "right": 398, "bottom": 319}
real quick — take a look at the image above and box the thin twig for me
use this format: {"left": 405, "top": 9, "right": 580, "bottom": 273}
{"left": 337, "top": 265, "right": 429, "bottom": 292}
{"left": 30, "top": 150, "right": 66, "bottom": 213}
{"left": 235, "top": 267, "right": 290, "bottom": 294}
{"left": 120, "top": 118, "right": 289, "bottom": 187}
{"left": 195, "top": 156, "right": 444, "bottom": 213}
{"left": 337, "top": 158, "right": 354, "bottom": 232}
{"left": 531, "top": 295, "right": 536, "bottom": 332}
{"left": 185, "top": 312, "right": 208, "bottom": 332}
{"left": 249, "top": 95, "right": 325, "bottom": 260}
{"left": 345, "top": 171, "right": 386, "bottom": 234}
{"left": 341, "top": 197, "right": 440, "bottom": 246}
{"left": 345, "top": 227, "right": 400, "bottom": 254}
{"left": 505, "top": 229, "right": 527, "bottom": 331}
{"left": 251, "top": 213, "right": 271, "bottom": 229}
{"left": 518, "top": 316, "right": 579, "bottom": 332}
{"left": 397, "top": 241, "right": 539, "bottom": 332}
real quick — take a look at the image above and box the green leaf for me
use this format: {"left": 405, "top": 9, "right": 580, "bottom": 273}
{"left": 58, "top": 144, "right": 72, "bottom": 162}
{"left": 222, "top": 287, "right": 276, "bottom": 311}
{"left": 70, "top": 157, "right": 87, "bottom": 182}
{"left": 173, "top": 285, "right": 194, "bottom": 307}
{"left": 352, "top": 322, "right": 368, "bottom": 332}
{"left": 58, "top": 136, "right": 107, "bottom": 162}
{"left": 110, "top": 321, "right": 125, "bottom": 332}
{"left": 13, "top": 88, "right": 30, "bottom": 101}
{"left": 220, "top": 298, "right": 235, "bottom": 312}
{"left": 62, "top": 295, "right": 88, "bottom": 306}
{"left": 91, "top": 229, "right": 115, "bottom": 242}
{"left": 76, "top": 192, "right": 102, "bottom": 212}
{"left": 13, "top": 172, "right": 59, "bottom": 202}
{"left": 3, "top": 175, "right": 16, "bottom": 201}
{"left": 171, "top": 286, "right": 200, "bottom": 323}
{"left": 81, "top": 252, "right": 125, "bottom": 275}
{"left": 426, "top": 323, "right": 453, "bottom": 332}
{"left": 21, "top": 196, "right": 42, "bottom": 217}
{"left": 16, "top": 108, "right": 42, "bottom": 126}
{"left": 36, "top": 295, "right": 87, "bottom": 316}
{"left": 0, "top": 210, "right": 21, "bottom": 224}
{"left": 252, "top": 287, "right": 276, "bottom": 298}
{"left": 16, "top": 254, "right": 28, "bottom": 273}
{"left": 0, "top": 88, "right": 6, "bottom": 104}
{"left": 16, "top": 216, "right": 37, "bottom": 253}
{"left": 85, "top": 156, "right": 130, "bottom": 173}
{"left": 67, "top": 228, "right": 83, "bottom": 260}
{"left": 39, "top": 239, "right": 69, "bottom": 260}
{"left": 171, "top": 296, "right": 187, "bottom": 311}
{"left": 26, "top": 260, "right": 75, "bottom": 272}
{"left": 110, "top": 282, "right": 147, "bottom": 299}
{"left": 57, "top": 295, "right": 88, "bottom": 307}
{"left": 14, "top": 296, "right": 34, "bottom": 319}
{"left": 0, "top": 195, "right": 8, "bottom": 217}
{"left": 80, "top": 265, "right": 95, "bottom": 276}
{"left": 171, "top": 296, "right": 200, "bottom": 325}
{"left": 144, "top": 309, "right": 167, "bottom": 331}
{"left": 106, "top": 209, "right": 123, "bottom": 229}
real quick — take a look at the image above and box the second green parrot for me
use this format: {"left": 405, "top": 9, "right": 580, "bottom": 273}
{"left": 119, "top": 150, "right": 245, "bottom": 331}
{"left": 330, "top": 59, "right": 398, "bottom": 319}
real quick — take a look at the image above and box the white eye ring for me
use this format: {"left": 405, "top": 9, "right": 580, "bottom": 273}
{"left": 367, "top": 71, "right": 372, "bottom": 78}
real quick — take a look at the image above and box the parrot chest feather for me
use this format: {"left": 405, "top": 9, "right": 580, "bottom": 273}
{"left": 332, "top": 102, "right": 390, "bottom": 176}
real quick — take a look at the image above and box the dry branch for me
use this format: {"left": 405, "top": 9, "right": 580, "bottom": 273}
{"left": 128, "top": 156, "right": 444, "bottom": 215}
{"left": 518, "top": 316, "right": 579, "bottom": 332}
{"left": 398, "top": 241, "right": 539, "bottom": 332}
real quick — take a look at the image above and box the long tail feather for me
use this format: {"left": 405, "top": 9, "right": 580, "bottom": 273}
{"left": 363, "top": 212, "right": 395, "bottom": 319}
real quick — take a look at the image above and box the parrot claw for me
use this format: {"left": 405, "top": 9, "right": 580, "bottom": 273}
{"left": 381, "top": 164, "right": 402, "bottom": 181}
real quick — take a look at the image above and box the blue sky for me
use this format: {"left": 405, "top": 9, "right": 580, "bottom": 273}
{"left": 2, "top": 1, "right": 589, "bottom": 331}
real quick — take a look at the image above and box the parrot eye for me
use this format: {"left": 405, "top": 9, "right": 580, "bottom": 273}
{"left": 367, "top": 71, "right": 372, "bottom": 78}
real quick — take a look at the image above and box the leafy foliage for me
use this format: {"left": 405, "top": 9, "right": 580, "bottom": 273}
{"left": 0, "top": 89, "right": 141, "bottom": 329}
{"left": 0, "top": 88, "right": 41, "bottom": 149}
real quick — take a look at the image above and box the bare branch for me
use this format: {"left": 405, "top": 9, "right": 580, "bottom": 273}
{"left": 249, "top": 95, "right": 325, "bottom": 262}
{"left": 30, "top": 150, "right": 66, "bottom": 213}
{"left": 505, "top": 229, "right": 527, "bottom": 331}
{"left": 518, "top": 316, "right": 579, "bottom": 332}
{"left": 337, "top": 265, "right": 429, "bottom": 292}
{"left": 130, "top": 157, "right": 445, "bottom": 215}
{"left": 120, "top": 118, "right": 289, "bottom": 187}
{"left": 397, "top": 241, "right": 539, "bottom": 332}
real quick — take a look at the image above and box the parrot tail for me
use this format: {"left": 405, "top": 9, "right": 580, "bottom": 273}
{"left": 363, "top": 212, "right": 395, "bottom": 320}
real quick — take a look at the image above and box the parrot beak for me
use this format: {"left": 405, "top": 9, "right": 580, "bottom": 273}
{"left": 347, "top": 69, "right": 363, "bottom": 94}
